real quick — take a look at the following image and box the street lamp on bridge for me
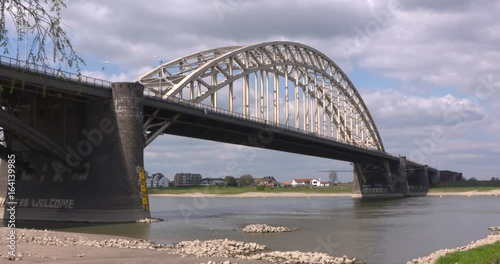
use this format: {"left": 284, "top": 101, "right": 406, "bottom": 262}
{"left": 154, "top": 55, "right": 164, "bottom": 98}
{"left": 101, "top": 61, "right": 108, "bottom": 80}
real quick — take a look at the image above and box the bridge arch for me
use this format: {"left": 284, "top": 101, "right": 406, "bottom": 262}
{"left": 138, "top": 41, "right": 384, "bottom": 151}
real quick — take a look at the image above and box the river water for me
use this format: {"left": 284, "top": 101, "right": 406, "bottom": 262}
{"left": 20, "top": 195, "right": 500, "bottom": 264}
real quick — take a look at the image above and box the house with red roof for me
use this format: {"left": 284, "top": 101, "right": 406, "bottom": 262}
{"left": 311, "top": 179, "right": 331, "bottom": 187}
{"left": 282, "top": 181, "right": 292, "bottom": 187}
{"left": 291, "top": 178, "right": 314, "bottom": 187}
{"left": 292, "top": 178, "right": 331, "bottom": 187}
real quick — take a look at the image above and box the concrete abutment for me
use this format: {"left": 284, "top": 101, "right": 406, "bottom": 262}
{"left": 0, "top": 82, "right": 149, "bottom": 222}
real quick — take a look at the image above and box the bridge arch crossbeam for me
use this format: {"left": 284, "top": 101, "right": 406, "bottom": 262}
{"left": 138, "top": 42, "right": 384, "bottom": 151}
{"left": 139, "top": 46, "right": 241, "bottom": 95}
{"left": 184, "top": 63, "right": 358, "bottom": 145}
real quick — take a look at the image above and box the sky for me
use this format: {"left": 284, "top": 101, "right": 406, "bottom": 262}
{"left": 7, "top": 0, "right": 500, "bottom": 182}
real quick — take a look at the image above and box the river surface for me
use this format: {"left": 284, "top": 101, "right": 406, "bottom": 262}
{"left": 18, "top": 195, "right": 500, "bottom": 264}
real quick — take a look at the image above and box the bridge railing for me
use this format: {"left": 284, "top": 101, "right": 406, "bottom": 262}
{"left": 143, "top": 91, "right": 384, "bottom": 153}
{"left": 0, "top": 55, "right": 112, "bottom": 88}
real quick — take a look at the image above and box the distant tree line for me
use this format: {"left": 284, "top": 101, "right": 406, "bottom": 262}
{"left": 142, "top": 171, "right": 258, "bottom": 187}
{"left": 224, "top": 174, "right": 256, "bottom": 187}
{"left": 466, "top": 177, "right": 500, "bottom": 181}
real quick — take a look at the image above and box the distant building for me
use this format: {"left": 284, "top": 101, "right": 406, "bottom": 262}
{"left": 200, "top": 177, "right": 225, "bottom": 186}
{"left": 291, "top": 178, "right": 313, "bottom": 187}
{"left": 157, "top": 176, "right": 170, "bottom": 187}
{"left": 282, "top": 181, "right": 292, "bottom": 187}
{"left": 311, "top": 179, "right": 321, "bottom": 187}
{"left": 254, "top": 176, "right": 277, "bottom": 187}
{"left": 440, "top": 170, "right": 463, "bottom": 181}
{"left": 174, "top": 173, "right": 202, "bottom": 187}
{"left": 292, "top": 178, "right": 330, "bottom": 187}
{"left": 320, "top": 181, "right": 331, "bottom": 187}
{"left": 146, "top": 178, "right": 154, "bottom": 188}
{"left": 146, "top": 173, "right": 170, "bottom": 188}
{"left": 311, "top": 179, "right": 331, "bottom": 187}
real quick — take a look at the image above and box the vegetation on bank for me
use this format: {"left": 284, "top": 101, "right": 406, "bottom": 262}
{"left": 147, "top": 186, "right": 352, "bottom": 195}
{"left": 435, "top": 241, "right": 500, "bottom": 264}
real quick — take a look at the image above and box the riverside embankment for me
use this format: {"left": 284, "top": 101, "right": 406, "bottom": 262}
{"left": 407, "top": 226, "right": 500, "bottom": 264}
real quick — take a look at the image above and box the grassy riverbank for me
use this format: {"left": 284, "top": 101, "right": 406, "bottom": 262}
{"left": 147, "top": 186, "right": 352, "bottom": 195}
{"left": 436, "top": 241, "right": 500, "bottom": 264}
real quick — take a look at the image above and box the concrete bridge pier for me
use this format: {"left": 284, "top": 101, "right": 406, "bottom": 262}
{"left": 428, "top": 170, "right": 440, "bottom": 187}
{"left": 0, "top": 82, "right": 149, "bottom": 222}
{"left": 352, "top": 157, "right": 410, "bottom": 198}
{"left": 407, "top": 165, "right": 430, "bottom": 196}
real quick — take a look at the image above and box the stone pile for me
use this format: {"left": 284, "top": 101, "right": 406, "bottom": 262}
{"left": 199, "top": 261, "right": 233, "bottom": 264}
{"left": 175, "top": 238, "right": 266, "bottom": 257}
{"left": 247, "top": 251, "right": 364, "bottom": 264}
{"left": 136, "top": 217, "right": 165, "bottom": 223}
{"left": 407, "top": 232, "right": 500, "bottom": 264}
{"left": 489, "top": 226, "right": 500, "bottom": 232}
{"left": 15, "top": 231, "right": 171, "bottom": 251}
{"left": 242, "top": 224, "right": 298, "bottom": 233}
{"left": 175, "top": 239, "right": 362, "bottom": 264}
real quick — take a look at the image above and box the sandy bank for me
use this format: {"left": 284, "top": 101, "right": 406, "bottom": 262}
{"left": 428, "top": 190, "right": 500, "bottom": 197}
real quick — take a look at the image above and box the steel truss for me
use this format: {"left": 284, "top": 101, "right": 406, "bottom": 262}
{"left": 139, "top": 41, "right": 384, "bottom": 151}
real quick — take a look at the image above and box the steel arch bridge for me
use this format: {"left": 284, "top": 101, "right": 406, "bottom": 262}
{"left": 138, "top": 41, "right": 384, "bottom": 152}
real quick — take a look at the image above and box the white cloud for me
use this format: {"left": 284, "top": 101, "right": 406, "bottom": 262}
{"left": 356, "top": 1, "right": 500, "bottom": 94}
{"left": 364, "top": 90, "right": 486, "bottom": 129}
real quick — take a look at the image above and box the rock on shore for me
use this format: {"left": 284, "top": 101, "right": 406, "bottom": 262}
{"left": 407, "top": 231, "right": 500, "bottom": 264}
{"left": 175, "top": 239, "right": 266, "bottom": 257}
{"left": 176, "top": 239, "right": 363, "bottom": 264}
{"left": 200, "top": 261, "right": 234, "bottom": 264}
{"left": 247, "top": 251, "right": 365, "bottom": 264}
{"left": 136, "top": 217, "right": 165, "bottom": 223}
{"left": 16, "top": 231, "right": 171, "bottom": 250}
{"left": 489, "top": 226, "right": 500, "bottom": 232}
{"left": 242, "top": 224, "right": 298, "bottom": 233}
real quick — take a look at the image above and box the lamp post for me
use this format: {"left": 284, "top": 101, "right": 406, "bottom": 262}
{"left": 154, "top": 55, "right": 163, "bottom": 98}
{"left": 101, "top": 61, "right": 108, "bottom": 80}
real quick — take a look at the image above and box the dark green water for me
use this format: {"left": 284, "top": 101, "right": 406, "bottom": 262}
{"left": 15, "top": 195, "right": 500, "bottom": 264}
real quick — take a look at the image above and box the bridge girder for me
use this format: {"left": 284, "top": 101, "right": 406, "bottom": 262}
{"left": 138, "top": 42, "right": 384, "bottom": 151}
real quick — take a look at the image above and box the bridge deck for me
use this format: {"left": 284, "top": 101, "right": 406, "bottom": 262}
{"left": 143, "top": 96, "right": 398, "bottom": 163}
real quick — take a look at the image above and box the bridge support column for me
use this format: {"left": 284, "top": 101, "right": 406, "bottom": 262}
{"left": 352, "top": 157, "right": 410, "bottom": 198}
{"left": 428, "top": 170, "right": 440, "bottom": 187}
{"left": 0, "top": 82, "right": 149, "bottom": 222}
{"left": 407, "top": 165, "right": 430, "bottom": 196}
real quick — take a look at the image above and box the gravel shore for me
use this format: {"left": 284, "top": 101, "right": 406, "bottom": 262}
{"left": 0, "top": 227, "right": 363, "bottom": 263}
{"left": 406, "top": 227, "right": 500, "bottom": 264}
{"left": 241, "top": 224, "right": 298, "bottom": 233}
